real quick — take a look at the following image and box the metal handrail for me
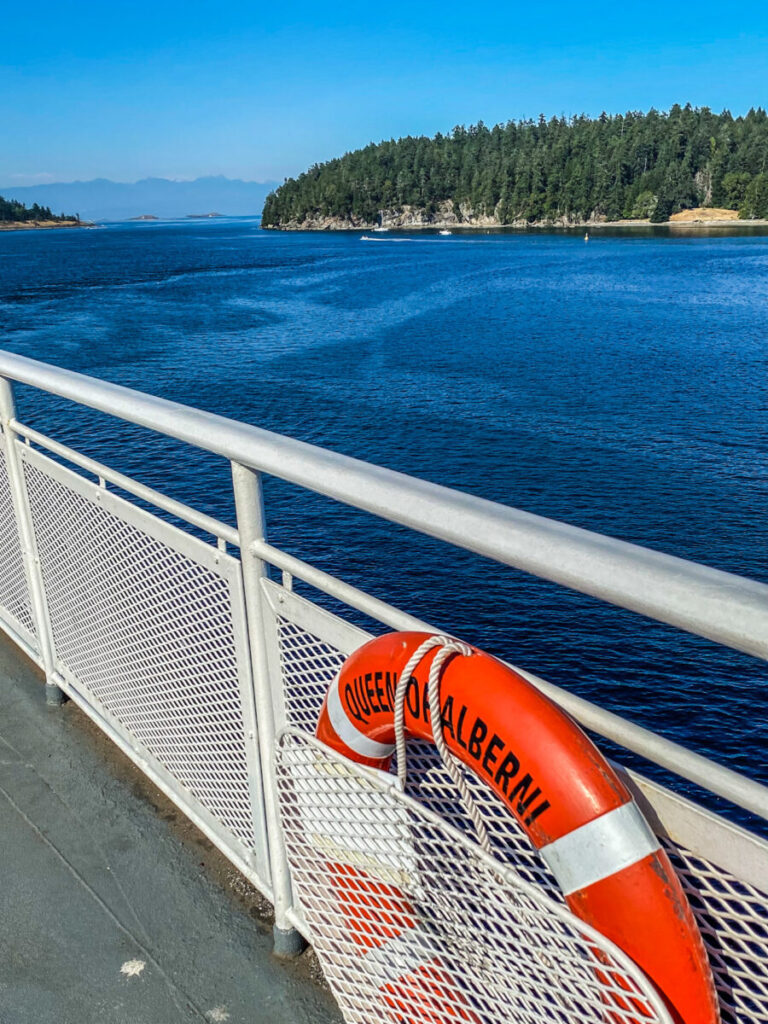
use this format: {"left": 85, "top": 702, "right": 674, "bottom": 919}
{"left": 1, "top": 349, "right": 766, "bottom": 661}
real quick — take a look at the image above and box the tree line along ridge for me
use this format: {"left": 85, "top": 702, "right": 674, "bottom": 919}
{"left": 0, "top": 196, "right": 77, "bottom": 224}
{"left": 262, "top": 105, "right": 768, "bottom": 227}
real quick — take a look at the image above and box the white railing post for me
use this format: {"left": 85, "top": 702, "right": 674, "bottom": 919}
{"left": 231, "top": 461, "right": 303, "bottom": 957}
{"left": 0, "top": 378, "right": 62, "bottom": 705}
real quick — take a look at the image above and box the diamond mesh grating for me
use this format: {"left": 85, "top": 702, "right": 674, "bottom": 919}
{"left": 0, "top": 436, "right": 36, "bottom": 640}
{"left": 276, "top": 613, "right": 768, "bottom": 1024}
{"left": 23, "top": 455, "right": 255, "bottom": 848}
{"left": 277, "top": 729, "right": 672, "bottom": 1024}
{"left": 277, "top": 615, "right": 347, "bottom": 729}
{"left": 664, "top": 840, "right": 768, "bottom": 1024}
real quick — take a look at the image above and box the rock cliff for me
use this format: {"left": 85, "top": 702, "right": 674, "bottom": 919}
{"left": 264, "top": 199, "right": 616, "bottom": 231}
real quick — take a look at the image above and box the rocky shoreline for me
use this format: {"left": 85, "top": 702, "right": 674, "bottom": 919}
{"left": 264, "top": 200, "right": 767, "bottom": 231}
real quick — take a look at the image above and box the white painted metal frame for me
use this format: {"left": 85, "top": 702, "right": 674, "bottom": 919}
{"left": 0, "top": 430, "right": 39, "bottom": 661}
{"left": 266, "top": 582, "right": 768, "bottom": 1024}
{"left": 12, "top": 433, "right": 272, "bottom": 898}
{"left": 262, "top": 577, "right": 768, "bottom": 895}
{"left": 0, "top": 350, "right": 765, "bottom": 1022}
{"left": 0, "top": 382, "right": 55, "bottom": 679}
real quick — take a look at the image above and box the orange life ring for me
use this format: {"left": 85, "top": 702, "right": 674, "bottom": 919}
{"left": 316, "top": 631, "right": 719, "bottom": 1024}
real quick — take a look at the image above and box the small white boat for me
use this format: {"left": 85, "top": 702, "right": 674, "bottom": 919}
{"left": 373, "top": 226, "right": 389, "bottom": 233}
{"left": 439, "top": 229, "right": 452, "bottom": 236}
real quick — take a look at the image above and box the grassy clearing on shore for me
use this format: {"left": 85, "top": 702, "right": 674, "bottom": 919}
{"left": 0, "top": 220, "right": 82, "bottom": 231}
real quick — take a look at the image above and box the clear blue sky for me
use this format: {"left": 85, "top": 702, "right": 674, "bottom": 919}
{"left": 3, "top": 0, "right": 767, "bottom": 185}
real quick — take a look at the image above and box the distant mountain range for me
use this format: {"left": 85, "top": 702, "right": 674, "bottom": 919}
{"left": 0, "top": 176, "right": 279, "bottom": 222}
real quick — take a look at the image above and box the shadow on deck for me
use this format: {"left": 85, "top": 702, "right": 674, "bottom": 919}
{"left": 0, "top": 634, "right": 341, "bottom": 1024}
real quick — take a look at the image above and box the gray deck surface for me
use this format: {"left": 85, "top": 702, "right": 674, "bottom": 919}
{"left": 0, "top": 634, "right": 342, "bottom": 1024}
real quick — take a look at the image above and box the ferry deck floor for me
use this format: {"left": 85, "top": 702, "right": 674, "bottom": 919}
{"left": 0, "top": 634, "right": 342, "bottom": 1024}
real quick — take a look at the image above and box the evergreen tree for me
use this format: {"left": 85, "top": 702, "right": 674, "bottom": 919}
{"left": 741, "top": 174, "right": 768, "bottom": 219}
{"left": 0, "top": 195, "right": 73, "bottom": 223}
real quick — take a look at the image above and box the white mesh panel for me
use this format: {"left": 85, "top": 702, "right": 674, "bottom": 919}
{"left": 276, "top": 611, "right": 768, "bottom": 1024}
{"left": 277, "top": 615, "right": 347, "bottom": 730}
{"left": 277, "top": 729, "right": 672, "bottom": 1024}
{"left": 23, "top": 453, "right": 255, "bottom": 849}
{"left": 0, "top": 435, "right": 36, "bottom": 641}
{"left": 664, "top": 840, "right": 768, "bottom": 1024}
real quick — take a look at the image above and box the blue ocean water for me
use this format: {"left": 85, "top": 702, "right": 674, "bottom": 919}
{"left": 1, "top": 219, "right": 766, "bottom": 819}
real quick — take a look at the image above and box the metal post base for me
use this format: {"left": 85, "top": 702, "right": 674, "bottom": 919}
{"left": 45, "top": 683, "right": 65, "bottom": 707}
{"left": 272, "top": 924, "right": 306, "bottom": 959}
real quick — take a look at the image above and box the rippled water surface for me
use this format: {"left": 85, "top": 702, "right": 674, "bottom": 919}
{"left": 1, "top": 220, "right": 766, "bottom": 816}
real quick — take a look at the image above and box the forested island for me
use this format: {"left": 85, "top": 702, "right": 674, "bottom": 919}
{"left": 262, "top": 105, "right": 768, "bottom": 230}
{"left": 0, "top": 195, "right": 80, "bottom": 229}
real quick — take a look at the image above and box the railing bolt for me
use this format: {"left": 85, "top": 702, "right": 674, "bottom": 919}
{"left": 45, "top": 682, "right": 65, "bottom": 706}
{"left": 272, "top": 923, "right": 306, "bottom": 959}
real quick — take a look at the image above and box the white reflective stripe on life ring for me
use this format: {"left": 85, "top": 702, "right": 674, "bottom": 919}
{"left": 326, "top": 672, "right": 396, "bottom": 760}
{"left": 539, "top": 800, "right": 661, "bottom": 896}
